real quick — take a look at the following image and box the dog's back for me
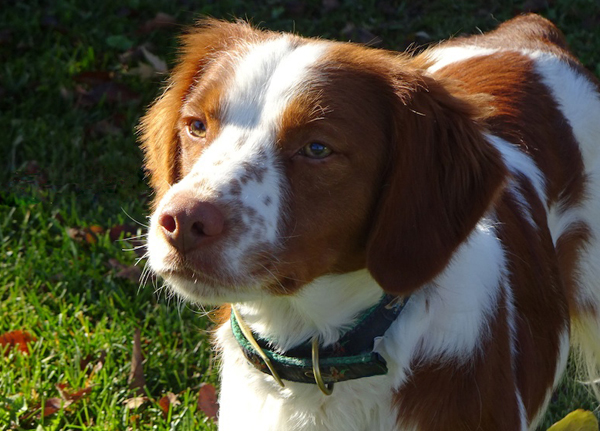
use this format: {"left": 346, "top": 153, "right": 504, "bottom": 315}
{"left": 428, "top": 13, "right": 600, "bottom": 401}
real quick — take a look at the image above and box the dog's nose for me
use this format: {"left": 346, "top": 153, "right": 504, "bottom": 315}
{"left": 158, "top": 196, "right": 225, "bottom": 253}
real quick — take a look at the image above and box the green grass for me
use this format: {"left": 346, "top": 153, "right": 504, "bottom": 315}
{"left": 1, "top": 0, "right": 599, "bottom": 429}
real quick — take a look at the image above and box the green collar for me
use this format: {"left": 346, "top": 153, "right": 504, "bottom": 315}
{"left": 230, "top": 294, "right": 409, "bottom": 395}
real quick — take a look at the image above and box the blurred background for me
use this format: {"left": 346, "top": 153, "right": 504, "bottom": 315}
{"left": 1, "top": 0, "right": 599, "bottom": 429}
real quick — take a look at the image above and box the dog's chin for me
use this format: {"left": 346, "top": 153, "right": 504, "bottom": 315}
{"left": 160, "top": 270, "right": 270, "bottom": 305}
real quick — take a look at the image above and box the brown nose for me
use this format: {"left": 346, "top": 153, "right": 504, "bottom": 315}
{"left": 158, "top": 195, "right": 225, "bottom": 253}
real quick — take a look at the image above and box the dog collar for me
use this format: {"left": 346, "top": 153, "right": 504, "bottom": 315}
{"left": 230, "top": 294, "right": 409, "bottom": 395}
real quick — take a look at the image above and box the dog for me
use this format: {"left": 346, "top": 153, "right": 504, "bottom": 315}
{"left": 140, "top": 14, "right": 600, "bottom": 430}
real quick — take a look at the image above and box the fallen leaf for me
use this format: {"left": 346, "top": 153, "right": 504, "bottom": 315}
{"left": 118, "top": 45, "right": 146, "bottom": 66}
{"left": 67, "top": 387, "right": 93, "bottom": 402}
{"left": 128, "top": 327, "right": 145, "bottom": 394}
{"left": 91, "top": 359, "right": 104, "bottom": 375}
{"left": 129, "top": 413, "right": 141, "bottom": 425}
{"left": 197, "top": 383, "right": 218, "bottom": 420}
{"left": 84, "top": 232, "right": 97, "bottom": 244}
{"left": 116, "top": 265, "right": 142, "bottom": 284}
{"left": 82, "top": 349, "right": 107, "bottom": 372}
{"left": 141, "top": 46, "right": 168, "bottom": 74}
{"left": 26, "top": 384, "right": 93, "bottom": 420}
{"left": 56, "top": 383, "right": 93, "bottom": 402}
{"left": 547, "top": 409, "right": 599, "bottom": 431}
{"left": 158, "top": 396, "right": 169, "bottom": 415}
{"left": 127, "top": 63, "right": 157, "bottom": 80}
{"left": 167, "top": 392, "right": 180, "bottom": 405}
{"left": 123, "top": 396, "right": 148, "bottom": 409}
{"left": 56, "top": 382, "right": 69, "bottom": 396}
{"left": 67, "top": 225, "right": 103, "bottom": 244}
{"left": 89, "top": 225, "right": 102, "bottom": 239}
{"left": 0, "top": 330, "right": 36, "bottom": 355}
{"left": 109, "top": 223, "right": 141, "bottom": 242}
{"left": 42, "top": 398, "right": 67, "bottom": 417}
{"left": 158, "top": 392, "right": 180, "bottom": 418}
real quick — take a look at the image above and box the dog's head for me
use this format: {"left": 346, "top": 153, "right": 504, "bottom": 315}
{"left": 140, "top": 19, "right": 506, "bottom": 304}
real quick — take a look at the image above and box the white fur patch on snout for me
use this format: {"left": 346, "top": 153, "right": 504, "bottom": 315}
{"left": 185, "top": 127, "right": 285, "bottom": 273}
{"left": 146, "top": 139, "right": 284, "bottom": 301}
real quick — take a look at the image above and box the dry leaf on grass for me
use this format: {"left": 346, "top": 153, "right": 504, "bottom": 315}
{"left": 128, "top": 327, "right": 146, "bottom": 394}
{"left": 116, "top": 265, "right": 142, "bottom": 283}
{"left": 197, "top": 383, "right": 218, "bottom": 420}
{"left": 26, "top": 383, "right": 93, "bottom": 420}
{"left": 547, "top": 409, "right": 599, "bottom": 431}
{"left": 108, "top": 223, "right": 141, "bottom": 242}
{"left": 56, "top": 384, "right": 93, "bottom": 402}
{"left": 158, "top": 392, "right": 180, "bottom": 418}
{"left": 79, "top": 350, "right": 107, "bottom": 375}
{"left": 123, "top": 396, "right": 149, "bottom": 410}
{"left": 66, "top": 225, "right": 103, "bottom": 245}
{"left": 141, "top": 46, "right": 168, "bottom": 74}
{"left": 0, "top": 330, "right": 36, "bottom": 355}
{"left": 41, "top": 397, "right": 65, "bottom": 417}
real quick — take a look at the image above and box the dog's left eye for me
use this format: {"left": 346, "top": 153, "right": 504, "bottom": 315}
{"left": 299, "top": 142, "right": 332, "bottom": 159}
{"left": 188, "top": 119, "right": 207, "bottom": 138}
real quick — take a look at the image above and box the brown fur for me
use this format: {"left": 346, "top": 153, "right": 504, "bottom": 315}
{"left": 140, "top": 14, "right": 597, "bottom": 429}
{"left": 395, "top": 289, "right": 521, "bottom": 430}
{"left": 367, "top": 72, "right": 507, "bottom": 294}
{"left": 140, "top": 20, "right": 263, "bottom": 207}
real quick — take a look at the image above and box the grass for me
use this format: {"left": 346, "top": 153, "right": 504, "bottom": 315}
{"left": 1, "top": 0, "right": 599, "bottom": 429}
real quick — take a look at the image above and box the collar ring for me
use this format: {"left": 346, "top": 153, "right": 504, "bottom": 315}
{"left": 311, "top": 336, "right": 334, "bottom": 396}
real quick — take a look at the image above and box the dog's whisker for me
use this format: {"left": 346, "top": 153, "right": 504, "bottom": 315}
{"left": 120, "top": 207, "right": 149, "bottom": 228}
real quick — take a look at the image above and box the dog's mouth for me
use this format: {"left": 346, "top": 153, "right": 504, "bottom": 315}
{"left": 155, "top": 252, "right": 286, "bottom": 303}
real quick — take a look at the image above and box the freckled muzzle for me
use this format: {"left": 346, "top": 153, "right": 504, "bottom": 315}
{"left": 148, "top": 150, "right": 286, "bottom": 292}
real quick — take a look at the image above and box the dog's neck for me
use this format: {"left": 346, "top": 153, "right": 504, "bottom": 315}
{"left": 234, "top": 270, "right": 384, "bottom": 352}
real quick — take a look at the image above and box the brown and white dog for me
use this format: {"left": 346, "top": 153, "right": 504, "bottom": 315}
{"left": 140, "top": 14, "right": 600, "bottom": 430}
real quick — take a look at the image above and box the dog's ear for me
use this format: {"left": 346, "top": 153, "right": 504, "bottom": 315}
{"left": 366, "top": 73, "right": 507, "bottom": 295}
{"left": 139, "top": 19, "right": 255, "bottom": 208}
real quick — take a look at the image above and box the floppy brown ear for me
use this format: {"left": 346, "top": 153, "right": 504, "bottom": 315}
{"left": 139, "top": 19, "right": 256, "bottom": 208}
{"left": 366, "top": 74, "right": 507, "bottom": 295}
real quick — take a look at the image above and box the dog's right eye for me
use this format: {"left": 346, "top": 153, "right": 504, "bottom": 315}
{"left": 299, "top": 142, "right": 333, "bottom": 159}
{"left": 188, "top": 119, "right": 207, "bottom": 138}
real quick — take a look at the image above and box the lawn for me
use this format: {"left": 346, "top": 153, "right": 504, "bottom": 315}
{"left": 1, "top": 0, "right": 599, "bottom": 429}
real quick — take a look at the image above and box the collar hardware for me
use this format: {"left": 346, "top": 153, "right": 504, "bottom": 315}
{"left": 231, "top": 305, "right": 285, "bottom": 388}
{"left": 230, "top": 294, "right": 409, "bottom": 391}
{"left": 312, "top": 336, "right": 334, "bottom": 395}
